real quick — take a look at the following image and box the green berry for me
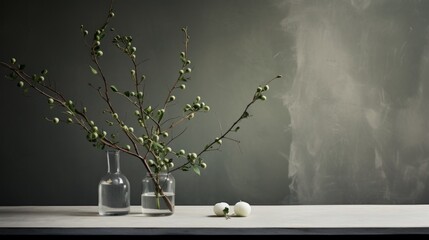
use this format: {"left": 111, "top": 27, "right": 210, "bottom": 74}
{"left": 153, "top": 134, "right": 160, "bottom": 142}
{"left": 134, "top": 110, "right": 140, "bottom": 116}
{"left": 180, "top": 84, "right": 186, "bottom": 90}
{"left": 260, "top": 95, "right": 267, "bottom": 101}
{"left": 165, "top": 147, "right": 172, "bottom": 153}
{"left": 131, "top": 69, "right": 136, "bottom": 75}
{"left": 125, "top": 145, "right": 131, "bottom": 150}
{"left": 91, "top": 132, "right": 99, "bottom": 139}
{"left": 96, "top": 50, "right": 103, "bottom": 57}
{"left": 92, "top": 126, "right": 98, "bottom": 132}
{"left": 53, "top": 118, "right": 60, "bottom": 124}
{"left": 215, "top": 138, "right": 222, "bottom": 145}
{"left": 180, "top": 52, "right": 186, "bottom": 57}
{"left": 196, "top": 96, "right": 201, "bottom": 102}
{"left": 95, "top": 41, "right": 101, "bottom": 46}
{"left": 257, "top": 87, "right": 263, "bottom": 92}
{"left": 41, "top": 69, "right": 48, "bottom": 75}
{"left": 67, "top": 118, "right": 73, "bottom": 123}
{"left": 109, "top": 12, "right": 115, "bottom": 17}
{"left": 11, "top": 58, "right": 16, "bottom": 64}
{"left": 276, "top": 75, "right": 282, "bottom": 78}
{"left": 137, "top": 137, "right": 144, "bottom": 144}
{"left": 162, "top": 132, "right": 169, "bottom": 138}
{"left": 186, "top": 60, "right": 191, "bottom": 65}
{"left": 131, "top": 47, "right": 137, "bottom": 52}
{"left": 112, "top": 113, "right": 119, "bottom": 119}
{"left": 168, "top": 162, "right": 174, "bottom": 168}
{"left": 178, "top": 149, "right": 185, "bottom": 155}
{"left": 263, "top": 85, "right": 269, "bottom": 91}
{"left": 17, "top": 81, "right": 24, "bottom": 88}
{"left": 179, "top": 69, "right": 185, "bottom": 75}
{"left": 169, "top": 95, "right": 176, "bottom": 102}
{"left": 89, "top": 120, "right": 95, "bottom": 126}
{"left": 185, "top": 68, "right": 192, "bottom": 73}
{"left": 129, "top": 127, "right": 134, "bottom": 133}
{"left": 148, "top": 159, "right": 155, "bottom": 166}
{"left": 83, "top": 30, "right": 89, "bottom": 35}
{"left": 201, "top": 163, "right": 207, "bottom": 169}
{"left": 48, "top": 98, "right": 54, "bottom": 104}
{"left": 204, "top": 106, "right": 210, "bottom": 111}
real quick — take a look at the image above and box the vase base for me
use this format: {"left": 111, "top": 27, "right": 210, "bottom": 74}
{"left": 99, "top": 211, "right": 129, "bottom": 216}
{"left": 99, "top": 206, "right": 130, "bottom": 216}
{"left": 142, "top": 212, "right": 174, "bottom": 217}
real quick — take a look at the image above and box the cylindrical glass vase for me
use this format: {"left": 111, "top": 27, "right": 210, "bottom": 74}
{"left": 141, "top": 172, "right": 175, "bottom": 216}
{"left": 98, "top": 150, "right": 130, "bottom": 216}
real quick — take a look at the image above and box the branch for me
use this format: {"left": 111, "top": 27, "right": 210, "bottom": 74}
{"left": 169, "top": 75, "right": 281, "bottom": 173}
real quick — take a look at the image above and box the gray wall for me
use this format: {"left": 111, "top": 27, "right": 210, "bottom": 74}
{"left": 0, "top": 0, "right": 428, "bottom": 206}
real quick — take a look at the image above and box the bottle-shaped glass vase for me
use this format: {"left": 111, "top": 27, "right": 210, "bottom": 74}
{"left": 141, "top": 172, "right": 175, "bottom": 216}
{"left": 98, "top": 150, "right": 130, "bottom": 216}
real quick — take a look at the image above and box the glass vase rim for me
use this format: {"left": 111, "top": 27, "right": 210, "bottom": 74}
{"left": 106, "top": 150, "right": 120, "bottom": 154}
{"left": 146, "top": 172, "right": 172, "bottom": 176}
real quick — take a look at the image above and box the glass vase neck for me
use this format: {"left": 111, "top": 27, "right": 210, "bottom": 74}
{"left": 107, "top": 150, "right": 120, "bottom": 173}
{"left": 147, "top": 172, "right": 170, "bottom": 177}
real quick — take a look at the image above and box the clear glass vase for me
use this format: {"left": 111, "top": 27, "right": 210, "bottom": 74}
{"left": 141, "top": 172, "right": 175, "bottom": 216}
{"left": 98, "top": 150, "right": 130, "bottom": 216}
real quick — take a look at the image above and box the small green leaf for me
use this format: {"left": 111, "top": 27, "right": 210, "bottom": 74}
{"left": 89, "top": 65, "right": 98, "bottom": 75}
{"left": 157, "top": 109, "right": 164, "bottom": 122}
{"left": 152, "top": 142, "right": 163, "bottom": 151}
{"left": 192, "top": 165, "right": 201, "bottom": 176}
{"left": 223, "top": 207, "right": 230, "bottom": 219}
{"left": 223, "top": 207, "right": 229, "bottom": 215}
{"left": 110, "top": 85, "right": 118, "bottom": 92}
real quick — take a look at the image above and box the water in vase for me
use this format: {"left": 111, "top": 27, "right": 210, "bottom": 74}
{"left": 99, "top": 179, "right": 130, "bottom": 215}
{"left": 141, "top": 192, "right": 175, "bottom": 216}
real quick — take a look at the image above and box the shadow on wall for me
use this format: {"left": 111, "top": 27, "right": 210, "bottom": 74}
{"left": 282, "top": 0, "right": 429, "bottom": 204}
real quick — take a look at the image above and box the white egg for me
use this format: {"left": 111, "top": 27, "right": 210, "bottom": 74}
{"left": 234, "top": 201, "right": 251, "bottom": 217}
{"left": 213, "top": 202, "right": 230, "bottom": 216}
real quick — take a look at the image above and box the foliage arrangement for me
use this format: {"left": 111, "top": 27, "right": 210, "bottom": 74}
{"left": 0, "top": 3, "right": 280, "bottom": 210}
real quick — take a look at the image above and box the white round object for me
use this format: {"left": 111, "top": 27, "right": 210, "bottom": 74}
{"left": 234, "top": 201, "right": 251, "bottom": 217}
{"left": 213, "top": 202, "right": 230, "bottom": 216}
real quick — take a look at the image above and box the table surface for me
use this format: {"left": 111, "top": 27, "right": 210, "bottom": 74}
{"left": 1, "top": 205, "right": 429, "bottom": 235}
